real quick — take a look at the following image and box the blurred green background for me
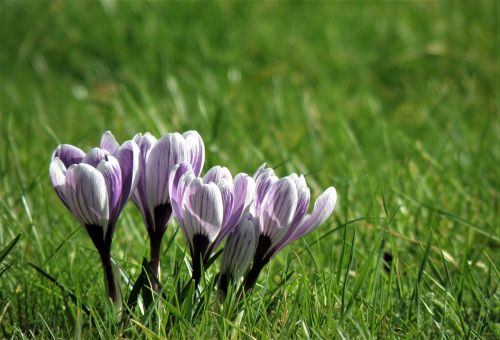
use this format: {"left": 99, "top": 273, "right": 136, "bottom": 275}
{"left": 0, "top": 1, "right": 498, "bottom": 338}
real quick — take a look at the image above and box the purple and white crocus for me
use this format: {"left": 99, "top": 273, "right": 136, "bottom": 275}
{"left": 49, "top": 133, "right": 139, "bottom": 306}
{"left": 244, "top": 164, "right": 337, "bottom": 290}
{"left": 169, "top": 164, "right": 255, "bottom": 285}
{"left": 127, "top": 131, "right": 204, "bottom": 285}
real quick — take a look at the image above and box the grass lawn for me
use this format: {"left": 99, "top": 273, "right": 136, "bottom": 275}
{"left": 0, "top": 1, "right": 498, "bottom": 338}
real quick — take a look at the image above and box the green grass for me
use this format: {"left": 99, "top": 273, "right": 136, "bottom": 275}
{"left": 0, "top": 1, "right": 498, "bottom": 338}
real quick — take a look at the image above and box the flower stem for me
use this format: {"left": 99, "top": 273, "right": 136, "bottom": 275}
{"left": 100, "top": 252, "right": 121, "bottom": 311}
{"left": 149, "top": 236, "right": 162, "bottom": 291}
{"left": 244, "top": 258, "right": 269, "bottom": 292}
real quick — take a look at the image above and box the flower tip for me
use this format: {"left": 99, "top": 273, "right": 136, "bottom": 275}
{"left": 325, "top": 186, "right": 337, "bottom": 207}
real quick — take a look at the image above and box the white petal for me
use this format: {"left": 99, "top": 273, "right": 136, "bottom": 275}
{"left": 259, "top": 177, "right": 298, "bottom": 251}
{"left": 183, "top": 130, "right": 205, "bottom": 176}
{"left": 254, "top": 164, "right": 278, "bottom": 214}
{"left": 182, "top": 178, "right": 223, "bottom": 245}
{"left": 221, "top": 216, "right": 258, "bottom": 280}
{"left": 97, "top": 155, "right": 122, "bottom": 224}
{"left": 168, "top": 163, "right": 195, "bottom": 226}
{"left": 65, "top": 164, "right": 110, "bottom": 234}
{"left": 49, "top": 157, "right": 68, "bottom": 207}
{"left": 145, "top": 133, "right": 189, "bottom": 210}
{"left": 203, "top": 166, "right": 233, "bottom": 184}
{"left": 100, "top": 131, "right": 120, "bottom": 154}
{"left": 289, "top": 187, "right": 337, "bottom": 244}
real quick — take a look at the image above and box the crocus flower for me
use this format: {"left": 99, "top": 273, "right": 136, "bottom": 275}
{"left": 122, "top": 131, "right": 205, "bottom": 286}
{"left": 244, "top": 164, "right": 337, "bottom": 291}
{"left": 49, "top": 134, "right": 139, "bottom": 307}
{"left": 217, "top": 214, "right": 258, "bottom": 298}
{"left": 170, "top": 163, "right": 255, "bottom": 285}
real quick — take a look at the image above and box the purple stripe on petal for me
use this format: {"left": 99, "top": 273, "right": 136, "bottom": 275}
{"left": 183, "top": 131, "right": 205, "bottom": 176}
{"left": 182, "top": 178, "right": 223, "bottom": 250}
{"left": 168, "top": 163, "right": 195, "bottom": 226}
{"left": 289, "top": 175, "right": 310, "bottom": 227}
{"left": 224, "top": 173, "right": 255, "bottom": 233}
{"left": 217, "top": 179, "right": 235, "bottom": 229}
{"left": 49, "top": 157, "right": 69, "bottom": 210}
{"left": 258, "top": 177, "right": 298, "bottom": 254}
{"left": 132, "top": 132, "right": 157, "bottom": 216}
{"left": 145, "top": 133, "right": 189, "bottom": 213}
{"left": 52, "top": 144, "right": 85, "bottom": 168}
{"left": 63, "top": 165, "right": 86, "bottom": 225}
{"left": 100, "top": 131, "right": 120, "bottom": 154}
{"left": 220, "top": 215, "right": 258, "bottom": 281}
{"left": 82, "top": 148, "right": 110, "bottom": 168}
{"left": 254, "top": 165, "right": 278, "bottom": 214}
{"left": 116, "top": 140, "right": 139, "bottom": 212}
{"left": 65, "top": 164, "right": 109, "bottom": 233}
{"left": 97, "top": 155, "right": 122, "bottom": 226}
{"left": 275, "top": 187, "right": 337, "bottom": 254}
{"left": 203, "top": 166, "right": 233, "bottom": 184}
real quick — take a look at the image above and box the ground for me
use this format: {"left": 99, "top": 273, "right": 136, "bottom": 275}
{"left": 0, "top": 1, "right": 498, "bottom": 338}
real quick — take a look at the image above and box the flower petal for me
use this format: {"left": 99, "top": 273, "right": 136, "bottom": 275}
{"left": 145, "top": 133, "right": 189, "bottom": 211}
{"left": 97, "top": 155, "right": 122, "bottom": 226}
{"left": 254, "top": 164, "right": 278, "bottom": 214}
{"left": 132, "top": 132, "right": 157, "bottom": 215}
{"left": 282, "top": 187, "right": 337, "bottom": 249}
{"left": 259, "top": 177, "right": 298, "bottom": 253}
{"left": 52, "top": 144, "right": 85, "bottom": 168}
{"left": 203, "top": 166, "right": 233, "bottom": 184}
{"left": 49, "top": 157, "right": 69, "bottom": 209}
{"left": 116, "top": 140, "right": 140, "bottom": 211}
{"left": 225, "top": 173, "right": 255, "bottom": 231}
{"left": 169, "top": 163, "right": 195, "bottom": 226}
{"left": 220, "top": 215, "right": 259, "bottom": 281}
{"left": 64, "top": 164, "right": 109, "bottom": 234}
{"left": 100, "top": 131, "right": 120, "bottom": 154}
{"left": 82, "top": 148, "right": 110, "bottom": 168}
{"left": 181, "top": 178, "right": 223, "bottom": 249}
{"left": 289, "top": 175, "right": 310, "bottom": 226}
{"left": 183, "top": 130, "right": 205, "bottom": 176}
{"left": 217, "top": 179, "right": 235, "bottom": 229}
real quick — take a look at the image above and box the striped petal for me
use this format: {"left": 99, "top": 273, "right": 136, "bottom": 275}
{"left": 224, "top": 173, "right": 255, "bottom": 232}
{"left": 287, "top": 187, "right": 337, "bottom": 244}
{"left": 82, "top": 148, "right": 110, "bottom": 168}
{"left": 259, "top": 177, "right": 297, "bottom": 254}
{"left": 64, "top": 164, "right": 109, "bottom": 234}
{"left": 132, "top": 132, "right": 157, "bottom": 216}
{"left": 97, "top": 155, "right": 122, "bottom": 226}
{"left": 100, "top": 131, "right": 119, "bottom": 154}
{"left": 169, "top": 163, "right": 195, "bottom": 226}
{"left": 181, "top": 178, "right": 223, "bottom": 252}
{"left": 220, "top": 215, "right": 258, "bottom": 281}
{"left": 273, "top": 174, "right": 311, "bottom": 252}
{"left": 145, "top": 133, "right": 189, "bottom": 213}
{"left": 254, "top": 164, "right": 278, "bottom": 214}
{"left": 115, "top": 140, "right": 140, "bottom": 210}
{"left": 183, "top": 130, "right": 205, "bottom": 176}
{"left": 203, "top": 166, "right": 233, "bottom": 184}
{"left": 218, "top": 179, "right": 235, "bottom": 228}
{"left": 52, "top": 144, "right": 85, "bottom": 168}
{"left": 49, "top": 157, "right": 69, "bottom": 209}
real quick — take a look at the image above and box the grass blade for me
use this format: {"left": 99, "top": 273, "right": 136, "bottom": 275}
{"left": 28, "top": 262, "right": 90, "bottom": 315}
{"left": 0, "top": 233, "right": 21, "bottom": 264}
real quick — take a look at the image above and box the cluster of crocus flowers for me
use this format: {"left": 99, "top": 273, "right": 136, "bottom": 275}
{"left": 169, "top": 163, "right": 254, "bottom": 285}
{"left": 49, "top": 130, "right": 336, "bottom": 308}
